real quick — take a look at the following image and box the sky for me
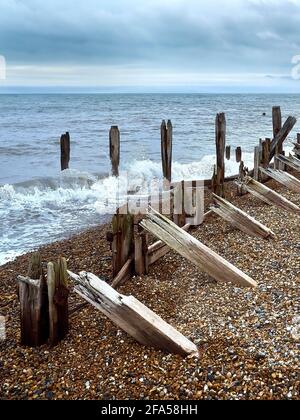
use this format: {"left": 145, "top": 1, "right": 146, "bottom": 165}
{"left": 1, "top": 0, "right": 300, "bottom": 92}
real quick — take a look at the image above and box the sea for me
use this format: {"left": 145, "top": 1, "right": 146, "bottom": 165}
{"left": 1, "top": 93, "right": 299, "bottom": 265}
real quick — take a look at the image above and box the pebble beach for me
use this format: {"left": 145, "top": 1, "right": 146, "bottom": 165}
{"left": 0, "top": 177, "right": 299, "bottom": 401}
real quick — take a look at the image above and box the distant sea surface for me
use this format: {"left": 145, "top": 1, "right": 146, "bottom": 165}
{"left": 1, "top": 93, "right": 299, "bottom": 264}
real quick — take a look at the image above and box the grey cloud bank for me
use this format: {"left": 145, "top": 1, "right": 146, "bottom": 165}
{"left": 0, "top": 0, "right": 300, "bottom": 91}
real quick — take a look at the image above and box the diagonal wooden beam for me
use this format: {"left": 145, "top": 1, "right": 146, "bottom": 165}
{"left": 242, "top": 177, "right": 300, "bottom": 214}
{"left": 269, "top": 116, "right": 297, "bottom": 162}
{"left": 140, "top": 209, "right": 257, "bottom": 288}
{"left": 276, "top": 155, "right": 300, "bottom": 172}
{"left": 260, "top": 168, "right": 300, "bottom": 194}
{"left": 210, "top": 194, "right": 275, "bottom": 239}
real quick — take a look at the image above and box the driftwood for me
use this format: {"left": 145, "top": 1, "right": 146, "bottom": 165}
{"left": 60, "top": 132, "right": 70, "bottom": 171}
{"left": 243, "top": 177, "right": 300, "bottom": 214}
{"left": 260, "top": 168, "right": 300, "bottom": 194}
{"left": 140, "top": 209, "right": 257, "bottom": 288}
{"left": 269, "top": 116, "right": 297, "bottom": 162}
{"left": 109, "top": 126, "right": 120, "bottom": 177}
{"left": 214, "top": 113, "right": 226, "bottom": 197}
{"left": 68, "top": 271, "right": 199, "bottom": 358}
{"left": 161, "top": 120, "right": 173, "bottom": 183}
{"left": 276, "top": 155, "right": 300, "bottom": 172}
{"left": 47, "top": 257, "right": 69, "bottom": 346}
{"left": 210, "top": 194, "right": 275, "bottom": 239}
{"left": 17, "top": 253, "right": 49, "bottom": 347}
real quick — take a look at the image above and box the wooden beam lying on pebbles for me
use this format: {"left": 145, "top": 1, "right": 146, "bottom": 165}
{"left": 242, "top": 177, "right": 300, "bottom": 214}
{"left": 210, "top": 194, "right": 275, "bottom": 239}
{"left": 260, "top": 168, "right": 300, "bottom": 194}
{"left": 274, "top": 155, "right": 300, "bottom": 172}
{"left": 140, "top": 209, "right": 257, "bottom": 288}
{"left": 68, "top": 271, "right": 199, "bottom": 358}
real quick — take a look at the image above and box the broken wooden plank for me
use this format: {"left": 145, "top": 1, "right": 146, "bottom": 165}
{"left": 269, "top": 116, "right": 297, "bottom": 162}
{"left": 140, "top": 209, "right": 257, "bottom": 288}
{"left": 210, "top": 194, "right": 275, "bottom": 239}
{"left": 276, "top": 155, "right": 300, "bottom": 172}
{"left": 260, "top": 168, "right": 300, "bottom": 194}
{"left": 242, "top": 177, "right": 300, "bottom": 214}
{"left": 68, "top": 271, "right": 199, "bottom": 358}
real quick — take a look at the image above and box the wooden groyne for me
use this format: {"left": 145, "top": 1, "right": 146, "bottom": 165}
{"left": 16, "top": 105, "right": 300, "bottom": 357}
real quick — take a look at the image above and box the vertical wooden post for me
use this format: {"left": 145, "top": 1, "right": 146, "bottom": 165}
{"left": 161, "top": 120, "right": 173, "bottom": 183}
{"left": 236, "top": 147, "right": 242, "bottom": 163}
{"left": 173, "top": 181, "right": 186, "bottom": 227}
{"left": 226, "top": 146, "right": 231, "bottom": 160}
{"left": 261, "top": 139, "right": 271, "bottom": 181}
{"left": 112, "top": 210, "right": 134, "bottom": 278}
{"left": 110, "top": 126, "right": 120, "bottom": 177}
{"left": 254, "top": 146, "right": 260, "bottom": 181}
{"left": 47, "top": 257, "right": 69, "bottom": 347}
{"left": 215, "top": 113, "right": 226, "bottom": 197}
{"left": 60, "top": 132, "right": 70, "bottom": 171}
{"left": 294, "top": 134, "right": 300, "bottom": 159}
{"left": 237, "top": 162, "right": 247, "bottom": 196}
{"left": 18, "top": 253, "right": 49, "bottom": 347}
{"left": 134, "top": 227, "right": 149, "bottom": 276}
{"left": 272, "top": 106, "right": 282, "bottom": 154}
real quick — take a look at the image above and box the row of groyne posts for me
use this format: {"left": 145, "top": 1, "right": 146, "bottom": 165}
{"left": 17, "top": 106, "right": 300, "bottom": 357}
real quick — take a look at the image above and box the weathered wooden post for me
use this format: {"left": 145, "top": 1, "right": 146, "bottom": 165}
{"left": 17, "top": 253, "right": 49, "bottom": 347}
{"left": 215, "top": 113, "right": 226, "bottom": 197}
{"left": 226, "top": 146, "right": 231, "bottom": 160}
{"left": 111, "top": 209, "right": 134, "bottom": 279}
{"left": 173, "top": 181, "right": 187, "bottom": 227}
{"left": 60, "top": 132, "right": 70, "bottom": 171}
{"left": 294, "top": 134, "right": 300, "bottom": 159}
{"left": 254, "top": 146, "right": 260, "bottom": 181}
{"left": 161, "top": 120, "right": 173, "bottom": 183}
{"left": 261, "top": 139, "right": 271, "bottom": 182}
{"left": 237, "top": 161, "right": 247, "bottom": 196}
{"left": 134, "top": 226, "right": 149, "bottom": 276}
{"left": 273, "top": 106, "right": 282, "bottom": 138}
{"left": 47, "top": 257, "right": 69, "bottom": 347}
{"left": 236, "top": 147, "right": 242, "bottom": 163}
{"left": 110, "top": 126, "right": 120, "bottom": 177}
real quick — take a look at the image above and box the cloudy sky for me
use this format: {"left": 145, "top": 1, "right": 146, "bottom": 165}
{"left": 0, "top": 0, "right": 300, "bottom": 92}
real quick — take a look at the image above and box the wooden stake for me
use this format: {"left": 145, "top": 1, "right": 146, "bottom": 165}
{"left": 161, "top": 120, "right": 173, "bottom": 183}
{"left": 226, "top": 146, "right": 231, "bottom": 160}
{"left": 110, "top": 126, "right": 120, "bottom": 177}
{"left": 60, "top": 132, "right": 70, "bottom": 171}
{"left": 112, "top": 211, "right": 134, "bottom": 278}
{"left": 215, "top": 113, "right": 226, "bottom": 197}
{"left": 47, "top": 257, "right": 69, "bottom": 346}
{"left": 17, "top": 253, "right": 49, "bottom": 347}
{"left": 236, "top": 147, "right": 242, "bottom": 163}
{"left": 254, "top": 146, "right": 260, "bottom": 181}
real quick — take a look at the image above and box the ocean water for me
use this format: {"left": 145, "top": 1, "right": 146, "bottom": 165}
{"left": 0, "top": 93, "right": 299, "bottom": 265}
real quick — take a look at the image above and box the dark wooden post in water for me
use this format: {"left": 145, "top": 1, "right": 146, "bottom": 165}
{"left": 214, "top": 113, "right": 226, "bottom": 197}
{"left": 110, "top": 126, "right": 120, "bottom": 177}
{"left": 111, "top": 209, "right": 134, "bottom": 279}
{"left": 161, "top": 120, "right": 173, "bottom": 183}
{"left": 273, "top": 106, "right": 282, "bottom": 138}
{"left": 226, "top": 146, "right": 231, "bottom": 160}
{"left": 236, "top": 147, "right": 242, "bottom": 163}
{"left": 60, "top": 132, "right": 70, "bottom": 171}
{"left": 18, "top": 253, "right": 49, "bottom": 347}
{"left": 47, "top": 257, "right": 69, "bottom": 347}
